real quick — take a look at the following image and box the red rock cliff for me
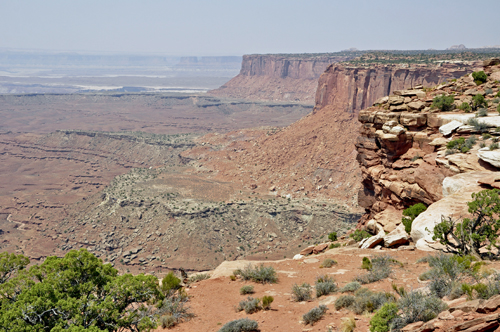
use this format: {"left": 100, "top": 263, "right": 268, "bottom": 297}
{"left": 199, "top": 61, "right": 480, "bottom": 209}
{"left": 209, "top": 54, "right": 353, "bottom": 103}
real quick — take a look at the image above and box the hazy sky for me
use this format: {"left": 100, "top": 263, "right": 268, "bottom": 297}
{"left": 1, "top": 0, "right": 499, "bottom": 56}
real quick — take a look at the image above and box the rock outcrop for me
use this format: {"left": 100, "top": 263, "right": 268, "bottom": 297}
{"left": 201, "top": 60, "right": 481, "bottom": 206}
{"left": 355, "top": 59, "right": 500, "bottom": 247}
{"left": 209, "top": 54, "right": 355, "bottom": 103}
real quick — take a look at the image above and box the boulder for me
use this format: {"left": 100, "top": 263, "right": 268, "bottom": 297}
{"left": 313, "top": 243, "right": 329, "bottom": 254}
{"left": 293, "top": 254, "right": 304, "bottom": 260}
{"left": 449, "top": 298, "right": 484, "bottom": 313}
{"left": 383, "top": 225, "right": 410, "bottom": 247}
{"left": 360, "top": 234, "right": 384, "bottom": 249}
{"left": 407, "top": 101, "right": 426, "bottom": 111}
{"left": 299, "top": 246, "right": 315, "bottom": 255}
{"left": 411, "top": 182, "right": 482, "bottom": 250}
{"left": 373, "top": 206, "right": 402, "bottom": 233}
{"left": 388, "top": 95, "right": 405, "bottom": 105}
{"left": 439, "top": 120, "right": 463, "bottom": 136}
{"left": 477, "top": 148, "right": 500, "bottom": 168}
{"left": 402, "top": 321, "right": 424, "bottom": 332}
{"left": 400, "top": 112, "right": 427, "bottom": 126}
{"left": 477, "top": 294, "right": 500, "bottom": 313}
{"left": 429, "top": 137, "right": 449, "bottom": 146}
{"left": 365, "top": 219, "right": 384, "bottom": 235}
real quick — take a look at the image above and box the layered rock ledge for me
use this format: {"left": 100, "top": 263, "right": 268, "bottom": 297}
{"left": 355, "top": 58, "right": 500, "bottom": 249}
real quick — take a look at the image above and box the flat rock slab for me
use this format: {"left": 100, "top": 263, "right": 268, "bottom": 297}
{"left": 299, "top": 246, "right": 315, "bottom": 255}
{"left": 318, "top": 295, "right": 337, "bottom": 306}
{"left": 360, "top": 234, "right": 384, "bottom": 249}
{"left": 477, "top": 148, "right": 500, "bottom": 168}
{"left": 303, "top": 258, "right": 320, "bottom": 264}
{"left": 439, "top": 120, "right": 463, "bottom": 136}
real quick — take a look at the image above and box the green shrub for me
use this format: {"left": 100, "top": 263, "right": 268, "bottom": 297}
{"left": 335, "top": 295, "right": 356, "bottom": 310}
{"left": 472, "top": 94, "right": 487, "bottom": 110}
{"left": 315, "top": 275, "right": 338, "bottom": 297}
{"left": 490, "top": 142, "right": 499, "bottom": 150}
{"left": 321, "top": 258, "right": 337, "bottom": 268}
{"left": 162, "top": 272, "right": 182, "bottom": 295}
{"left": 240, "top": 285, "right": 254, "bottom": 295}
{"left": 391, "top": 291, "right": 447, "bottom": 330}
{"left": 361, "top": 257, "right": 372, "bottom": 270}
{"left": 483, "top": 133, "right": 492, "bottom": 139}
{"left": 401, "top": 203, "right": 427, "bottom": 234}
{"left": 446, "top": 136, "right": 477, "bottom": 154}
{"left": 233, "top": 264, "right": 278, "bottom": 284}
{"left": 335, "top": 288, "right": 394, "bottom": 314}
{"left": 328, "top": 232, "right": 338, "bottom": 242}
{"left": 355, "top": 255, "right": 400, "bottom": 284}
{"left": 329, "top": 243, "right": 341, "bottom": 249}
{"left": 432, "top": 94, "right": 455, "bottom": 112}
{"left": 459, "top": 102, "right": 471, "bottom": 112}
{"left": 369, "top": 302, "right": 398, "bottom": 332}
{"left": 497, "top": 91, "right": 500, "bottom": 98}
{"left": 218, "top": 318, "right": 259, "bottom": 332}
{"left": 188, "top": 273, "right": 210, "bottom": 283}
{"left": 291, "top": 283, "right": 312, "bottom": 302}
{"left": 303, "top": 305, "right": 328, "bottom": 325}
{"left": 477, "top": 108, "right": 488, "bottom": 117}
{"left": 468, "top": 118, "right": 489, "bottom": 132}
{"left": 262, "top": 295, "right": 274, "bottom": 310}
{"left": 340, "top": 281, "right": 361, "bottom": 293}
{"left": 350, "top": 229, "right": 372, "bottom": 242}
{"left": 158, "top": 294, "right": 195, "bottom": 327}
{"left": 341, "top": 317, "right": 356, "bottom": 332}
{"left": 432, "top": 189, "right": 500, "bottom": 259}
{"left": 462, "top": 273, "right": 500, "bottom": 300}
{"left": 472, "top": 71, "right": 488, "bottom": 85}
{"left": 160, "top": 314, "right": 177, "bottom": 328}
{"left": 497, "top": 103, "right": 500, "bottom": 114}
{"left": 236, "top": 297, "right": 261, "bottom": 314}
{"left": 485, "top": 88, "right": 493, "bottom": 95}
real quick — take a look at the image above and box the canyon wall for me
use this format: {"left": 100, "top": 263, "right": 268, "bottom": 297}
{"left": 354, "top": 59, "right": 500, "bottom": 249}
{"left": 202, "top": 61, "right": 481, "bottom": 208}
{"left": 209, "top": 54, "right": 354, "bottom": 103}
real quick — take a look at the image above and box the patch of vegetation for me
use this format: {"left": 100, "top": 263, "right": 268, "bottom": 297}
{"left": 362, "top": 257, "right": 372, "bottom": 270}
{"left": 468, "top": 118, "right": 489, "bottom": 132}
{"left": 354, "top": 255, "right": 401, "bottom": 284}
{"left": 236, "top": 297, "right": 261, "bottom": 314}
{"left": 335, "top": 288, "right": 395, "bottom": 314}
{"left": 485, "top": 88, "right": 493, "bottom": 95}
{"left": 303, "top": 305, "right": 328, "bottom": 325}
{"left": 472, "top": 71, "right": 488, "bottom": 85}
{"left": 350, "top": 229, "right": 372, "bottom": 242}
{"left": 472, "top": 94, "right": 487, "bottom": 110}
{"left": 391, "top": 291, "right": 447, "bottom": 331}
{"left": 418, "top": 253, "right": 485, "bottom": 298}
{"left": 240, "top": 285, "right": 254, "bottom": 295}
{"left": 477, "top": 108, "right": 489, "bottom": 117}
{"left": 321, "top": 258, "right": 337, "bottom": 268}
{"left": 497, "top": 103, "right": 500, "bottom": 114}
{"left": 340, "top": 281, "right": 361, "bottom": 293}
{"left": 459, "top": 102, "right": 471, "bottom": 112}
{"left": 234, "top": 264, "right": 278, "bottom": 284}
{"left": 0, "top": 249, "right": 181, "bottom": 331}
{"left": 158, "top": 293, "right": 195, "bottom": 328}
{"left": 329, "top": 243, "right": 341, "bottom": 249}
{"left": 341, "top": 316, "right": 356, "bottom": 332}
{"left": 490, "top": 142, "right": 499, "bottom": 150}
{"left": 369, "top": 302, "right": 398, "bottom": 332}
{"left": 401, "top": 203, "right": 427, "bottom": 234}
{"left": 262, "top": 295, "right": 274, "bottom": 310}
{"left": 315, "top": 275, "right": 338, "bottom": 297}
{"left": 328, "top": 232, "right": 338, "bottom": 241}
{"left": 188, "top": 273, "right": 210, "bottom": 283}
{"left": 432, "top": 189, "right": 500, "bottom": 259}
{"left": 291, "top": 282, "right": 313, "bottom": 302}
{"left": 446, "top": 136, "right": 477, "bottom": 155}
{"left": 218, "top": 318, "right": 259, "bottom": 332}
{"left": 432, "top": 94, "right": 455, "bottom": 112}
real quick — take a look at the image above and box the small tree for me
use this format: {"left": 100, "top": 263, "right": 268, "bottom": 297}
{"left": 328, "top": 232, "right": 338, "bottom": 242}
{"left": 472, "top": 94, "right": 487, "bottom": 111}
{"left": 432, "top": 94, "right": 455, "bottom": 112}
{"left": 402, "top": 203, "right": 427, "bottom": 234}
{"left": 432, "top": 189, "right": 500, "bottom": 259}
{"left": 472, "top": 71, "right": 488, "bottom": 85}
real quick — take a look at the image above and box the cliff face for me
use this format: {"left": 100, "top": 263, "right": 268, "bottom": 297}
{"left": 198, "top": 62, "right": 479, "bottom": 207}
{"left": 209, "top": 54, "right": 353, "bottom": 103}
{"left": 315, "top": 62, "right": 478, "bottom": 114}
{"left": 354, "top": 59, "right": 500, "bottom": 249}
